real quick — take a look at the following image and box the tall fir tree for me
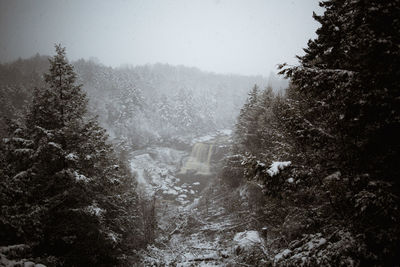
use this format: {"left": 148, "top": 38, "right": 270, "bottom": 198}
{"left": 233, "top": 84, "right": 260, "bottom": 154}
{"left": 0, "top": 45, "right": 144, "bottom": 266}
{"left": 280, "top": 0, "right": 400, "bottom": 178}
{"left": 277, "top": 0, "right": 400, "bottom": 264}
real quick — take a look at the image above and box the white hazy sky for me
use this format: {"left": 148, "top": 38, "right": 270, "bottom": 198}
{"left": 0, "top": 0, "right": 323, "bottom": 76}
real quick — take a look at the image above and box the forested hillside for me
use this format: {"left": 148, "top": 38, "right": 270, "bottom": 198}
{"left": 0, "top": 54, "right": 289, "bottom": 153}
{"left": 220, "top": 0, "right": 400, "bottom": 265}
{"left": 0, "top": 46, "right": 155, "bottom": 266}
{"left": 1, "top": 0, "right": 399, "bottom": 266}
{"left": 73, "top": 61, "right": 275, "bottom": 149}
{"left": 0, "top": 46, "right": 284, "bottom": 266}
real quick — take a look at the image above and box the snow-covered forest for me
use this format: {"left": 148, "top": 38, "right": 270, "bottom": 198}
{"left": 1, "top": 0, "right": 400, "bottom": 266}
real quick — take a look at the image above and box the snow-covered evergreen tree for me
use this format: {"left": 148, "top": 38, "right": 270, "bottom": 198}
{"left": 0, "top": 45, "right": 144, "bottom": 266}
{"left": 233, "top": 84, "right": 261, "bottom": 154}
{"left": 276, "top": 0, "right": 400, "bottom": 264}
{"left": 280, "top": 0, "right": 400, "bottom": 177}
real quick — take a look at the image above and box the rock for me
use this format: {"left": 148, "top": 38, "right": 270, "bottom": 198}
{"left": 233, "top": 231, "right": 268, "bottom": 265}
{"left": 323, "top": 171, "right": 341, "bottom": 184}
{"left": 233, "top": 230, "right": 266, "bottom": 254}
{"left": 35, "top": 264, "right": 47, "bottom": 267}
{"left": 24, "top": 261, "right": 35, "bottom": 267}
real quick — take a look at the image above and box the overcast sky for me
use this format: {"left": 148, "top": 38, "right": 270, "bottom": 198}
{"left": 0, "top": 0, "right": 323, "bottom": 76}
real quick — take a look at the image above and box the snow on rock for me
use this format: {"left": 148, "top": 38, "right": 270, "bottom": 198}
{"left": 274, "top": 248, "right": 292, "bottom": 261}
{"left": 163, "top": 188, "right": 179, "bottom": 195}
{"left": 66, "top": 153, "right": 78, "bottom": 161}
{"left": 131, "top": 152, "right": 173, "bottom": 190}
{"left": 267, "top": 161, "right": 291, "bottom": 177}
{"left": 73, "top": 171, "right": 89, "bottom": 182}
{"left": 190, "top": 129, "right": 232, "bottom": 145}
{"left": 48, "top": 142, "right": 61, "bottom": 149}
{"left": 149, "top": 147, "right": 185, "bottom": 165}
{"left": 185, "top": 197, "right": 200, "bottom": 211}
{"left": 274, "top": 233, "right": 329, "bottom": 265}
{"left": 233, "top": 230, "right": 267, "bottom": 260}
{"left": 233, "top": 230, "right": 265, "bottom": 249}
{"left": 191, "top": 134, "right": 215, "bottom": 145}
{"left": 129, "top": 147, "right": 194, "bottom": 202}
{"left": 218, "top": 129, "right": 232, "bottom": 136}
{"left": 0, "top": 245, "right": 47, "bottom": 267}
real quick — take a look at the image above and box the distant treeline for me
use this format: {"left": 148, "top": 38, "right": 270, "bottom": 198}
{"left": 1, "top": 54, "right": 287, "bottom": 151}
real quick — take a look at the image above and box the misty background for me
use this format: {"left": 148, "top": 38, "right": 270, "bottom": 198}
{"left": 0, "top": 0, "right": 322, "bottom": 76}
{"left": 0, "top": 0, "right": 324, "bottom": 151}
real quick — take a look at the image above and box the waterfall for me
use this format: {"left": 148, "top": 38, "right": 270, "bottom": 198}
{"left": 180, "top": 143, "right": 214, "bottom": 175}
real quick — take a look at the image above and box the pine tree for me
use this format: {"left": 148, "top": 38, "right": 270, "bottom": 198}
{"left": 28, "top": 45, "right": 87, "bottom": 131}
{"left": 233, "top": 84, "right": 260, "bottom": 154}
{"left": 277, "top": 0, "right": 400, "bottom": 264}
{"left": 280, "top": 0, "right": 400, "bottom": 177}
{"left": 255, "top": 86, "right": 290, "bottom": 162}
{"left": 172, "top": 88, "right": 197, "bottom": 133}
{"left": 157, "top": 94, "right": 176, "bottom": 137}
{"left": 0, "top": 45, "right": 143, "bottom": 266}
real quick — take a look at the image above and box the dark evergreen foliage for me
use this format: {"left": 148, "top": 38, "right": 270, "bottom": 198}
{"left": 225, "top": 0, "right": 400, "bottom": 265}
{"left": 0, "top": 45, "right": 146, "bottom": 266}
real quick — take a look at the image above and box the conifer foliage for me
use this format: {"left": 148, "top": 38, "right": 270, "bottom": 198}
{"left": 226, "top": 0, "right": 400, "bottom": 265}
{"left": 0, "top": 45, "right": 144, "bottom": 266}
{"left": 280, "top": 0, "right": 400, "bottom": 177}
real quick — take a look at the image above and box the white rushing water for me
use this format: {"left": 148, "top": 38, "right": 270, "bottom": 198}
{"left": 180, "top": 143, "right": 214, "bottom": 175}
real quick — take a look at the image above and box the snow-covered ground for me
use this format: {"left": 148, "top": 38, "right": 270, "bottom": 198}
{"left": 0, "top": 245, "right": 46, "bottom": 267}
{"left": 141, "top": 187, "right": 268, "bottom": 266}
{"left": 190, "top": 129, "right": 232, "bottom": 145}
{"left": 130, "top": 130, "right": 232, "bottom": 204}
{"left": 130, "top": 146, "right": 207, "bottom": 204}
{"left": 131, "top": 131, "right": 269, "bottom": 265}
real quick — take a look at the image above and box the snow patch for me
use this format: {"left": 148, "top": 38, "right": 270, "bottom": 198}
{"left": 74, "top": 171, "right": 90, "bottom": 182}
{"left": 191, "top": 134, "right": 215, "bottom": 144}
{"left": 267, "top": 161, "right": 291, "bottom": 177}
{"left": 233, "top": 230, "right": 264, "bottom": 248}
{"left": 274, "top": 249, "right": 292, "bottom": 261}
{"left": 48, "top": 142, "right": 61, "bottom": 149}
{"left": 107, "top": 232, "right": 119, "bottom": 243}
{"left": 66, "top": 153, "right": 78, "bottom": 161}
{"left": 86, "top": 201, "right": 104, "bottom": 217}
{"left": 163, "top": 188, "right": 179, "bottom": 195}
{"left": 219, "top": 129, "right": 232, "bottom": 135}
{"left": 13, "top": 171, "right": 28, "bottom": 180}
{"left": 14, "top": 148, "right": 34, "bottom": 155}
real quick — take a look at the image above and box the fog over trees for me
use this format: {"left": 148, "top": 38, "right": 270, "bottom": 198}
{"left": 0, "top": 0, "right": 399, "bottom": 266}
